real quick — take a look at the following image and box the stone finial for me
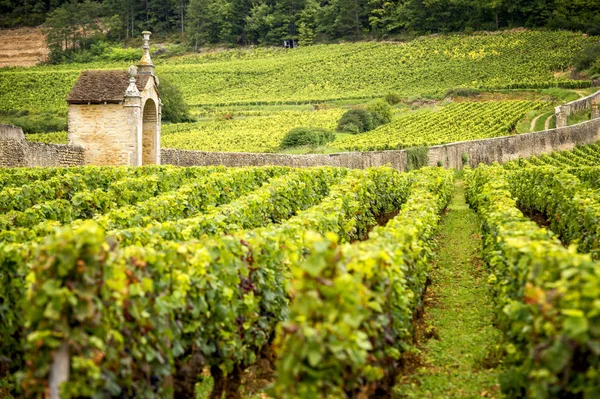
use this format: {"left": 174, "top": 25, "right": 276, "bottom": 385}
{"left": 138, "top": 31, "right": 155, "bottom": 75}
{"left": 125, "top": 65, "right": 140, "bottom": 97}
{"left": 139, "top": 31, "right": 153, "bottom": 67}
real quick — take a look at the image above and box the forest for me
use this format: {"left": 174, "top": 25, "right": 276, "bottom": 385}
{"left": 1, "top": 0, "right": 599, "bottom": 55}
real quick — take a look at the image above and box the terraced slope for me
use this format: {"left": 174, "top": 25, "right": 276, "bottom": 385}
{"left": 0, "top": 27, "right": 48, "bottom": 67}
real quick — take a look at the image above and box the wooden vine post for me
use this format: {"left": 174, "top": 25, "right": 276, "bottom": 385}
{"left": 48, "top": 341, "right": 70, "bottom": 398}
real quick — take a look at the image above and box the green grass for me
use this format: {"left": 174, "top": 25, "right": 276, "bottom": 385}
{"left": 394, "top": 179, "right": 503, "bottom": 399}
{"left": 539, "top": 88, "right": 582, "bottom": 103}
{"left": 515, "top": 109, "right": 541, "bottom": 133}
{"left": 567, "top": 109, "right": 592, "bottom": 126}
{"left": 534, "top": 110, "right": 555, "bottom": 131}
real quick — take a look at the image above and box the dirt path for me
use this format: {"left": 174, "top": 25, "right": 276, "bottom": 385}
{"left": 544, "top": 114, "right": 554, "bottom": 130}
{"left": 530, "top": 113, "right": 543, "bottom": 132}
{"left": 394, "top": 179, "right": 503, "bottom": 399}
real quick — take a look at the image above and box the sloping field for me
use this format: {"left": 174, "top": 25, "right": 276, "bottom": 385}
{"left": 0, "top": 30, "right": 593, "bottom": 114}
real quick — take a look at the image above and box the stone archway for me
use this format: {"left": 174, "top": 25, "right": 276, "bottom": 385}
{"left": 142, "top": 98, "right": 158, "bottom": 165}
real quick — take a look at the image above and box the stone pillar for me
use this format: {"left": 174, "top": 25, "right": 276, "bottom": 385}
{"left": 157, "top": 98, "right": 162, "bottom": 164}
{"left": 592, "top": 98, "right": 600, "bottom": 120}
{"left": 555, "top": 106, "right": 567, "bottom": 128}
{"left": 124, "top": 66, "right": 143, "bottom": 166}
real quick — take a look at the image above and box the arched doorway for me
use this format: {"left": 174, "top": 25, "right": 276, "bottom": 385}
{"left": 142, "top": 99, "right": 158, "bottom": 165}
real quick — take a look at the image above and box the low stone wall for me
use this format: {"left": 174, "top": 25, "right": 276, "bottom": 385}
{"left": 162, "top": 117, "right": 600, "bottom": 171}
{"left": 0, "top": 139, "right": 27, "bottom": 167}
{"left": 557, "top": 90, "right": 600, "bottom": 117}
{"left": 0, "top": 139, "right": 85, "bottom": 168}
{"left": 2, "top": 117, "right": 599, "bottom": 170}
{"left": 428, "top": 117, "right": 600, "bottom": 169}
{"left": 160, "top": 148, "right": 407, "bottom": 169}
{"left": 555, "top": 90, "right": 600, "bottom": 127}
{"left": 0, "top": 124, "right": 26, "bottom": 141}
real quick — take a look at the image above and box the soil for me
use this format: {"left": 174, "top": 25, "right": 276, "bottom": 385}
{"left": 0, "top": 27, "right": 49, "bottom": 67}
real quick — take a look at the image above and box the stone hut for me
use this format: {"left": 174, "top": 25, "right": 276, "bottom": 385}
{"left": 66, "top": 32, "right": 161, "bottom": 166}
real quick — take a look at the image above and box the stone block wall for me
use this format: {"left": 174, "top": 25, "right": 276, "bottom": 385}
{"left": 555, "top": 89, "right": 600, "bottom": 127}
{"left": 162, "top": 117, "right": 600, "bottom": 171}
{"left": 160, "top": 148, "right": 407, "bottom": 170}
{"left": 1, "top": 116, "right": 599, "bottom": 170}
{"left": 427, "top": 118, "right": 600, "bottom": 169}
{"left": 0, "top": 139, "right": 27, "bottom": 167}
{"left": 0, "top": 139, "right": 84, "bottom": 168}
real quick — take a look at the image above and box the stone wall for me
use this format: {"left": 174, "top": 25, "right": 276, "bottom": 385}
{"left": 0, "top": 124, "right": 25, "bottom": 141}
{"left": 427, "top": 118, "right": 600, "bottom": 169}
{"left": 0, "top": 139, "right": 84, "bottom": 168}
{"left": 555, "top": 89, "right": 600, "bottom": 127}
{"left": 162, "top": 117, "right": 600, "bottom": 171}
{"left": 1, "top": 115, "right": 599, "bottom": 170}
{"left": 160, "top": 148, "right": 408, "bottom": 169}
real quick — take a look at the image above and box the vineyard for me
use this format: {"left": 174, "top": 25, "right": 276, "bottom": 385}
{"left": 25, "top": 101, "right": 545, "bottom": 153}
{"left": 2, "top": 23, "right": 600, "bottom": 399}
{"left": 3, "top": 139, "right": 600, "bottom": 397}
{"left": 331, "top": 101, "right": 544, "bottom": 151}
{"left": 0, "top": 30, "right": 592, "bottom": 115}
{"left": 464, "top": 144, "right": 600, "bottom": 396}
{"left": 0, "top": 164, "right": 456, "bottom": 398}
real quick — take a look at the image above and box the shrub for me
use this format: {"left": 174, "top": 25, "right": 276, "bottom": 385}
{"left": 280, "top": 127, "right": 336, "bottom": 149}
{"left": 406, "top": 146, "right": 429, "bottom": 171}
{"left": 384, "top": 93, "right": 402, "bottom": 105}
{"left": 336, "top": 108, "right": 373, "bottom": 134}
{"left": 0, "top": 112, "right": 66, "bottom": 133}
{"left": 367, "top": 101, "right": 393, "bottom": 126}
{"left": 461, "top": 152, "right": 469, "bottom": 165}
{"left": 574, "top": 41, "right": 600, "bottom": 76}
{"left": 159, "top": 77, "right": 194, "bottom": 123}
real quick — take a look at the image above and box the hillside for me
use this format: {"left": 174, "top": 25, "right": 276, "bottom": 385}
{"left": 0, "top": 27, "right": 48, "bottom": 67}
{"left": 0, "top": 29, "right": 596, "bottom": 154}
{"left": 0, "top": 30, "right": 593, "bottom": 112}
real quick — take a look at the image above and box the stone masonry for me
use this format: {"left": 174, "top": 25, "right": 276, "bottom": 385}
{"left": 66, "top": 32, "right": 161, "bottom": 166}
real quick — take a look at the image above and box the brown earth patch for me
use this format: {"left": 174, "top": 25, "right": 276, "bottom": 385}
{"left": 0, "top": 27, "right": 48, "bottom": 67}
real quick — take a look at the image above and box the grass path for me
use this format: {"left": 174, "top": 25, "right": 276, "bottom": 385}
{"left": 394, "top": 179, "right": 503, "bottom": 399}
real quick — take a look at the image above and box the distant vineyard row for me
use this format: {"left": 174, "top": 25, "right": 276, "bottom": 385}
{"left": 332, "top": 100, "right": 543, "bottom": 151}
{"left": 0, "top": 30, "right": 592, "bottom": 114}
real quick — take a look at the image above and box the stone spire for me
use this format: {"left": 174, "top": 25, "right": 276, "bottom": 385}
{"left": 138, "top": 31, "right": 154, "bottom": 75}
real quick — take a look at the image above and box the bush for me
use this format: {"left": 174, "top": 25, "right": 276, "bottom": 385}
{"left": 384, "top": 93, "right": 402, "bottom": 105}
{"left": 461, "top": 152, "right": 469, "bottom": 165}
{"left": 574, "top": 41, "right": 600, "bottom": 76}
{"left": 336, "top": 108, "right": 373, "bottom": 134}
{"left": 406, "top": 146, "right": 429, "bottom": 171}
{"left": 159, "top": 77, "right": 194, "bottom": 123}
{"left": 0, "top": 111, "right": 66, "bottom": 133}
{"left": 280, "top": 127, "right": 336, "bottom": 149}
{"left": 367, "top": 101, "right": 393, "bottom": 126}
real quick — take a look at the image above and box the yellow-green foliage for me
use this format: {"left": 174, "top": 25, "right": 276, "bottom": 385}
{"left": 331, "top": 101, "right": 543, "bottom": 151}
{"left": 162, "top": 109, "right": 343, "bottom": 152}
{"left": 0, "top": 31, "right": 592, "bottom": 114}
